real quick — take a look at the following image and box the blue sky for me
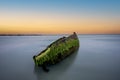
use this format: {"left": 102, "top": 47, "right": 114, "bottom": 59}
{"left": 0, "top": 0, "right": 120, "bottom": 34}
{"left": 0, "top": 0, "right": 120, "bottom": 13}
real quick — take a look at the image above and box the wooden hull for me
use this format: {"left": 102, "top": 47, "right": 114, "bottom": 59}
{"left": 33, "top": 32, "right": 79, "bottom": 67}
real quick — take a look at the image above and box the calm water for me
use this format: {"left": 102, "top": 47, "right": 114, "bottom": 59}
{"left": 0, "top": 35, "right": 120, "bottom": 80}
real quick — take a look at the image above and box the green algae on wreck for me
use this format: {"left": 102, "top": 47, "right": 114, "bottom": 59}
{"left": 33, "top": 32, "right": 79, "bottom": 66}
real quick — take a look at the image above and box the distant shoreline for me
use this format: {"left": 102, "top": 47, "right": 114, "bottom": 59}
{"left": 0, "top": 34, "right": 120, "bottom": 36}
{"left": 0, "top": 34, "right": 67, "bottom": 36}
{"left": 0, "top": 34, "right": 43, "bottom": 36}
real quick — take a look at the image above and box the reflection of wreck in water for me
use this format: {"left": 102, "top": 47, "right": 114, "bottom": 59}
{"left": 34, "top": 49, "right": 79, "bottom": 80}
{"left": 33, "top": 32, "right": 79, "bottom": 71}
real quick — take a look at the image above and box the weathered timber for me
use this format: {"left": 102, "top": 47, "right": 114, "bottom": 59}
{"left": 33, "top": 32, "right": 79, "bottom": 71}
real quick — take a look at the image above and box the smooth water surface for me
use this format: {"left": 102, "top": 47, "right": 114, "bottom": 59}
{"left": 0, "top": 35, "right": 120, "bottom": 80}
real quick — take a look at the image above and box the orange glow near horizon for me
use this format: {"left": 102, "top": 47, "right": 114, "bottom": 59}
{"left": 0, "top": 11, "right": 120, "bottom": 34}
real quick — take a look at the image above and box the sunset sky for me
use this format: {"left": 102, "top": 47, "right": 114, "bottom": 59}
{"left": 0, "top": 0, "right": 120, "bottom": 34}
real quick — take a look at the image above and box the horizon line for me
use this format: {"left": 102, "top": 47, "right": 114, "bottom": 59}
{"left": 0, "top": 33, "right": 120, "bottom": 36}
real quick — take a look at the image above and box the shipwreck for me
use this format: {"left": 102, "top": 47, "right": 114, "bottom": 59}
{"left": 33, "top": 32, "right": 79, "bottom": 71}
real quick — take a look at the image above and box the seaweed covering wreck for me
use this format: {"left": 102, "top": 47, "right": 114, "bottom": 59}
{"left": 33, "top": 32, "right": 79, "bottom": 71}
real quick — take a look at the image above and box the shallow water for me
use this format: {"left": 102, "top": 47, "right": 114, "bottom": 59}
{"left": 0, "top": 35, "right": 120, "bottom": 80}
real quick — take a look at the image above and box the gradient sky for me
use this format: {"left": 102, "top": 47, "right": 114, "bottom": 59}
{"left": 0, "top": 0, "right": 120, "bottom": 34}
